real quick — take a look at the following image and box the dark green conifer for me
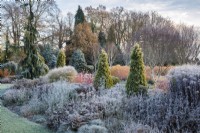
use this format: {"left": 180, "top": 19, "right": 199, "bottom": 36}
{"left": 75, "top": 6, "right": 85, "bottom": 26}
{"left": 98, "top": 31, "right": 106, "bottom": 48}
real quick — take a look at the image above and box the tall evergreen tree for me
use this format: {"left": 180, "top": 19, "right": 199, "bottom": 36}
{"left": 94, "top": 50, "right": 113, "bottom": 89}
{"left": 98, "top": 31, "right": 106, "bottom": 48}
{"left": 75, "top": 5, "right": 85, "bottom": 26}
{"left": 20, "top": 0, "right": 49, "bottom": 79}
{"left": 126, "top": 44, "right": 147, "bottom": 95}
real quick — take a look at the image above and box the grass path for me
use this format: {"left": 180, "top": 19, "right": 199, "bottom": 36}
{"left": 0, "top": 84, "right": 52, "bottom": 133}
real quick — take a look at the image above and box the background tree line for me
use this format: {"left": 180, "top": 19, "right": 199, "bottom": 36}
{"left": 1, "top": 2, "right": 200, "bottom": 73}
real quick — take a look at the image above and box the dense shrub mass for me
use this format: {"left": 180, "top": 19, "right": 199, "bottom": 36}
{"left": 78, "top": 119, "right": 108, "bottom": 133}
{"left": 56, "top": 50, "right": 66, "bottom": 67}
{"left": 45, "top": 66, "right": 77, "bottom": 82}
{"left": 167, "top": 65, "right": 200, "bottom": 107}
{"left": 121, "top": 65, "right": 200, "bottom": 132}
{"left": 126, "top": 44, "right": 147, "bottom": 95}
{"left": 94, "top": 50, "right": 113, "bottom": 89}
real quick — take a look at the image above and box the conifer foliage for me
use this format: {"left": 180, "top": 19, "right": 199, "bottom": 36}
{"left": 40, "top": 44, "right": 57, "bottom": 69}
{"left": 69, "top": 49, "right": 89, "bottom": 73}
{"left": 56, "top": 50, "right": 66, "bottom": 67}
{"left": 94, "top": 50, "right": 113, "bottom": 89}
{"left": 20, "top": 1, "right": 49, "bottom": 79}
{"left": 126, "top": 44, "right": 147, "bottom": 95}
{"left": 75, "top": 6, "right": 85, "bottom": 26}
{"left": 98, "top": 31, "right": 106, "bottom": 48}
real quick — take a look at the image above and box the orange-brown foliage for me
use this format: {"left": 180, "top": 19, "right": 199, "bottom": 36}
{"left": 110, "top": 65, "right": 173, "bottom": 81}
{"left": 110, "top": 65, "right": 130, "bottom": 80}
{"left": 0, "top": 69, "right": 14, "bottom": 77}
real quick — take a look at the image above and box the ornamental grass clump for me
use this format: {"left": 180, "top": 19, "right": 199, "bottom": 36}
{"left": 45, "top": 66, "right": 77, "bottom": 82}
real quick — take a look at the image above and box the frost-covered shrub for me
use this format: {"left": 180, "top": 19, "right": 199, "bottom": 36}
{"left": 2, "top": 78, "right": 48, "bottom": 106}
{"left": 123, "top": 122, "right": 160, "bottom": 133}
{"left": 45, "top": 66, "right": 77, "bottom": 82}
{"left": 2, "top": 89, "right": 29, "bottom": 106}
{"left": 43, "top": 81, "right": 79, "bottom": 113}
{"left": 47, "top": 84, "right": 124, "bottom": 131}
{"left": 20, "top": 99, "right": 47, "bottom": 117}
{"left": 12, "top": 78, "right": 47, "bottom": 90}
{"left": 167, "top": 65, "right": 200, "bottom": 107}
{"left": 91, "top": 84, "right": 125, "bottom": 117}
{"left": 20, "top": 81, "right": 79, "bottom": 116}
{"left": 0, "top": 77, "right": 12, "bottom": 83}
{"left": 78, "top": 125, "right": 108, "bottom": 133}
{"left": 78, "top": 119, "right": 108, "bottom": 133}
{"left": 121, "top": 83, "right": 200, "bottom": 132}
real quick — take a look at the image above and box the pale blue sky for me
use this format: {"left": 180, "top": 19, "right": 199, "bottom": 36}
{"left": 56, "top": 0, "right": 200, "bottom": 26}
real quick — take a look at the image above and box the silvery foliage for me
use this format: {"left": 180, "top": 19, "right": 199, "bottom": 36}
{"left": 118, "top": 65, "right": 200, "bottom": 132}
{"left": 47, "top": 83, "right": 125, "bottom": 130}
{"left": 2, "top": 65, "right": 200, "bottom": 132}
{"left": 2, "top": 88, "right": 28, "bottom": 106}
{"left": 78, "top": 119, "right": 108, "bottom": 133}
{"left": 27, "top": 81, "right": 79, "bottom": 114}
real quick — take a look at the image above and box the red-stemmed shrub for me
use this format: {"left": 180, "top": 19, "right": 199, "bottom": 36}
{"left": 73, "top": 73, "right": 93, "bottom": 85}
